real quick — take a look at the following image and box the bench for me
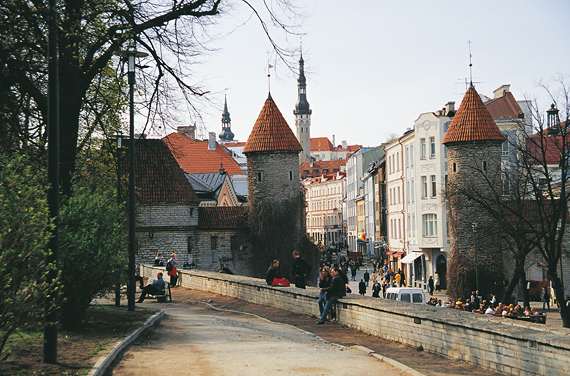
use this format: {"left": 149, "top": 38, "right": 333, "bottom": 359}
{"left": 146, "top": 279, "right": 172, "bottom": 303}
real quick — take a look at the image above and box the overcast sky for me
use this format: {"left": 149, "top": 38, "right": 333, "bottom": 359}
{"left": 149, "top": 1, "right": 570, "bottom": 147}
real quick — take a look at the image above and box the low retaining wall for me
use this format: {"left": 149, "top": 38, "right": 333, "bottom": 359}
{"left": 141, "top": 265, "right": 570, "bottom": 376}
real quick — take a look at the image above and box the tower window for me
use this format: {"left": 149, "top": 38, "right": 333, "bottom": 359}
{"left": 453, "top": 163, "right": 457, "bottom": 172}
{"left": 257, "top": 172, "right": 262, "bottom": 181}
{"left": 289, "top": 171, "right": 293, "bottom": 181}
{"left": 482, "top": 161, "right": 487, "bottom": 173}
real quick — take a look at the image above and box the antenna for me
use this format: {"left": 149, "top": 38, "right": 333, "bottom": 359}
{"left": 468, "top": 40, "right": 473, "bottom": 86}
{"left": 266, "top": 50, "right": 273, "bottom": 93}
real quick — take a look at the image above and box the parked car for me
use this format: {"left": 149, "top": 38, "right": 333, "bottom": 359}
{"left": 527, "top": 280, "right": 550, "bottom": 301}
{"left": 385, "top": 287, "right": 426, "bottom": 304}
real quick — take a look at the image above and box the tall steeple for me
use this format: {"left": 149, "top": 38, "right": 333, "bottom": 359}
{"left": 219, "top": 94, "right": 235, "bottom": 142}
{"left": 294, "top": 48, "right": 311, "bottom": 164}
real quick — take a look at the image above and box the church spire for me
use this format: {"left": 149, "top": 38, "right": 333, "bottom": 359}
{"left": 219, "top": 94, "right": 234, "bottom": 142}
{"left": 294, "top": 52, "right": 311, "bottom": 115}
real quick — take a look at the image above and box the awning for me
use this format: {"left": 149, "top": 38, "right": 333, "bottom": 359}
{"left": 386, "top": 250, "right": 404, "bottom": 257}
{"left": 400, "top": 252, "right": 423, "bottom": 264}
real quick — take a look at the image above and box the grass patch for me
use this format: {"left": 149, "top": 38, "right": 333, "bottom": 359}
{"left": 0, "top": 305, "right": 157, "bottom": 376}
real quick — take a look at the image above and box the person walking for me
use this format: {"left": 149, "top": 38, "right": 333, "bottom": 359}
{"left": 317, "top": 266, "right": 346, "bottom": 324}
{"left": 434, "top": 272, "right": 440, "bottom": 291}
{"left": 292, "top": 251, "right": 312, "bottom": 289}
{"left": 166, "top": 253, "right": 178, "bottom": 287}
{"left": 395, "top": 270, "right": 402, "bottom": 287}
{"left": 428, "top": 276, "right": 434, "bottom": 295}
{"left": 358, "top": 279, "right": 366, "bottom": 295}
{"left": 363, "top": 270, "right": 370, "bottom": 287}
{"left": 541, "top": 286, "right": 551, "bottom": 310}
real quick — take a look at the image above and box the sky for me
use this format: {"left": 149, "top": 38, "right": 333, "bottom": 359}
{"left": 147, "top": 1, "right": 570, "bottom": 147}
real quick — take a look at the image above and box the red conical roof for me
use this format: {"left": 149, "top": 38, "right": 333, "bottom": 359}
{"left": 243, "top": 94, "right": 303, "bottom": 154}
{"left": 442, "top": 85, "right": 505, "bottom": 145}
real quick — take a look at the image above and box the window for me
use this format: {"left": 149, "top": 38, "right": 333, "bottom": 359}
{"left": 396, "top": 152, "right": 400, "bottom": 171}
{"left": 482, "top": 161, "right": 487, "bottom": 173}
{"left": 453, "top": 163, "right": 457, "bottom": 173}
{"left": 289, "top": 171, "right": 293, "bottom": 180}
{"left": 421, "top": 176, "right": 427, "bottom": 199}
{"left": 502, "top": 134, "right": 509, "bottom": 156}
{"left": 429, "top": 137, "right": 436, "bottom": 158}
{"left": 420, "top": 138, "right": 426, "bottom": 159}
{"left": 431, "top": 175, "right": 436, "bottom": 198}
{"left": 502, "top": 174, "right": 510, "bottom": 195}
{"left": 444, "top": 145, "right": 447, "bottom": 158}
{"left": 422, "top": 214, "right": 437, "bottom": 236}
{"left": 210, "top": 236, "right": 218, "bottom": 250}
{"left": 257, "top": 172, "right": 262, "bottom": 181}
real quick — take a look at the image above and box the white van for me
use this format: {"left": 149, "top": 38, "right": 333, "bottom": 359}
{"left": 385, "top": 287, "right": 426, "bottom": 304}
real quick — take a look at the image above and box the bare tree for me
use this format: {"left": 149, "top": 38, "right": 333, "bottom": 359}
{"left": 0, "top": 0, "right": 301, "bottom": 196}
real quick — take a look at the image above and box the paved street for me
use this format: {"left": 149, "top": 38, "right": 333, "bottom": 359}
{"left": 107, "top": 299, "right": 413, "bottom": 376}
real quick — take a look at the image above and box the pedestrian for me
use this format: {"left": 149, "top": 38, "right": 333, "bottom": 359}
{"left": 541, "top": 286, "right": 550, "bottom": 310}
{"left": 490, "top": 293, "right": 497, "bottom": 308}
{"left": 395, "top": 270, "right": 402, "bottom": 287}
{"left": 292, "top": 251, "right": 312, "bottom": 289}
{"left": 318, "top": 267, "right": 333, "bottom": 317}
{"left": 434, "top": 272, "right": 440, "bottom": 291}
{"left": 363, "top": 269, "right": 370, "bottom": 287}
{"left": 166, "top": 253, "right": 178, "bottom": 287}
{"left": 428, "top": 276, "right": 434, "bottom": 295}
{"left": 265, "top": 259, "right": 281, "bottom": 285}
{"left": 316, "top": 266, "right": 346, "bottom": 324}
{"left": 359, "top": 279, "right": 366, "bottom": 295}
{"left": 154, "top": 252, "right": 164, "bottom": 266}
{"left": 398, "top": 269, "right": 406, "bottom": 287}
{"left": 350, "top": 265, "right": 356, "bottom": 281}
{"left": 371, "top": 271, "right": 378, "bottom": 285}
{"left": 372, "top": 282, "right": 381, "bottom": 298}
{"left": 135, "top": 267, "right": 144, "bottom": 289}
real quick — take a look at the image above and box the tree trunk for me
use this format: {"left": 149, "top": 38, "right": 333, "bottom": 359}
{"left": 502, "top": 268, "right": 520, "bottom": 305}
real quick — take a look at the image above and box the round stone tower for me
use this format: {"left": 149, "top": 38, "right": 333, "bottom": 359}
{"left": 243, "top": 93, "right": 303, "bottom": 206}
{"left": 443, "top": 84, "right": 505, "bottom": 300}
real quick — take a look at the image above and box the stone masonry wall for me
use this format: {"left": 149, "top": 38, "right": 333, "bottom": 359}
{"left": 247, "top": 151, "right": 300, "bottom": 205}
{"left": 141, "top": 265, "right": 570, "bottom": 376}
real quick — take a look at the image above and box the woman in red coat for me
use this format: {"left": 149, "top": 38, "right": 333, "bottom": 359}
{"left": 167, "top": 253, "right": 178, "bottom": 287}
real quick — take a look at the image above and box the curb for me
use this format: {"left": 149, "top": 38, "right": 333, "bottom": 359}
{"left": 87, "top": 310, "right": 164, "bottom": 376}
{"left": 351, "top": 345, "right": 426, "bottom": 376}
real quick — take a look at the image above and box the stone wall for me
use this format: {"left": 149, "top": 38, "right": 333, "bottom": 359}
{"left": 247, "top": 151, "right": 300, "bottom": 205}
{"left": 141, "top": 265, "right": 570, "bottom": 376}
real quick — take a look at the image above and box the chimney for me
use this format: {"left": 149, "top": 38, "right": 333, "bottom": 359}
{"left": 208, "top": 132, "right": 216, "bottom": 150}
{"left": 342, "top": 140, "right": 347, "bottom": 149}
{"left": 493, "top": 85, "right": 511, "bottom": 99}
{"left": 177, "top": 125, "right": 196, "bottom": 139}
{"left": 332, "top": 134, "right": 336, "bottom": 148}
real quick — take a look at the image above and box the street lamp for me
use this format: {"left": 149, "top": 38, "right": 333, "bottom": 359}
{"left": 116, "top": 44, "right": 148, "bottom": 311}
{"left": 472, "top": 223, "right": 479, "bottom": 291}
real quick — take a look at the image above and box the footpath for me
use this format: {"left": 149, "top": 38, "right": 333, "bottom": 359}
{"left": 101, "top": 287, "right": 500, "bottom": 376}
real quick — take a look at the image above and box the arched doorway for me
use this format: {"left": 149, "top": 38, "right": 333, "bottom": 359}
{"left": 436, "top": 254, "right": 447, "bottom": 290}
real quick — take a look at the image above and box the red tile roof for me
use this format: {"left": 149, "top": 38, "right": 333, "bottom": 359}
{"left": 526, "top": 136, "right": 570, "bottom": 165}
{"left": 443, "top": 86, "right": 505, "bottom": 145}
{"left": 485, "top": 91, "right": 524, "bottom": 120}
{"left": 162, "top": 133, "right": 245, "bottom": 178}
{"left": 311, "top": 137, "right": 333, "bottom": 151}
{"left": 125, "top": 138, "right": 200, "bottom": 204}
{"left": 299, "top": 160, "right": 347, "bottom": 179}
{"left": 198, "top": 206, "right": 248, "bottom": 229}
{"left": 243, "top": 94, "right": 303, "bottom": 154}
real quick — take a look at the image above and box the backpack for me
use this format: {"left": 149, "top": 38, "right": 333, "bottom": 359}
{"left": 166, "top": 260, "right": 173, "bottom": 272}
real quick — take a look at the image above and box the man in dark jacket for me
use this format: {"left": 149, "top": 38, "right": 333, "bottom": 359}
{"left": 317, "top": 266, "right": 346, "bottom": 324}
{"left": 292, "top": 251, "right": 312, "bottom": 289}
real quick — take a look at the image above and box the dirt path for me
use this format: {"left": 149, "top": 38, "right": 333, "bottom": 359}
{"left": 106, "top": 287, "right": 500, "bottom": 376}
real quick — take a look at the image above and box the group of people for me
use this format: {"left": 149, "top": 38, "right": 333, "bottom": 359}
{"left": 265, "top": 251, "right": 312, "bottom": 289}
{"left": 137, "top": 252, "right": 179, "bottom": 303}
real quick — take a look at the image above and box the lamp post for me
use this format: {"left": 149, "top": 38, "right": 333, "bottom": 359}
{"left": 472, "top": 223, "right": 479, "bottom": 291}
{"left": 117, "top": 44, "right": 147, "bottom": 311}
{"left": 114, "top": 131, "right": 123, "bottom": 307}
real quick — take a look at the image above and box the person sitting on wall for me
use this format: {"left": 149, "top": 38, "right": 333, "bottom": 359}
{"left": 137, "top": 272, "right": 165, "bottom": 303}
{"left": 154, "top": 252, "right": 164, "bottom": 266}
{"left": 266, "top": 260, "right": 281, "bottom": 285}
